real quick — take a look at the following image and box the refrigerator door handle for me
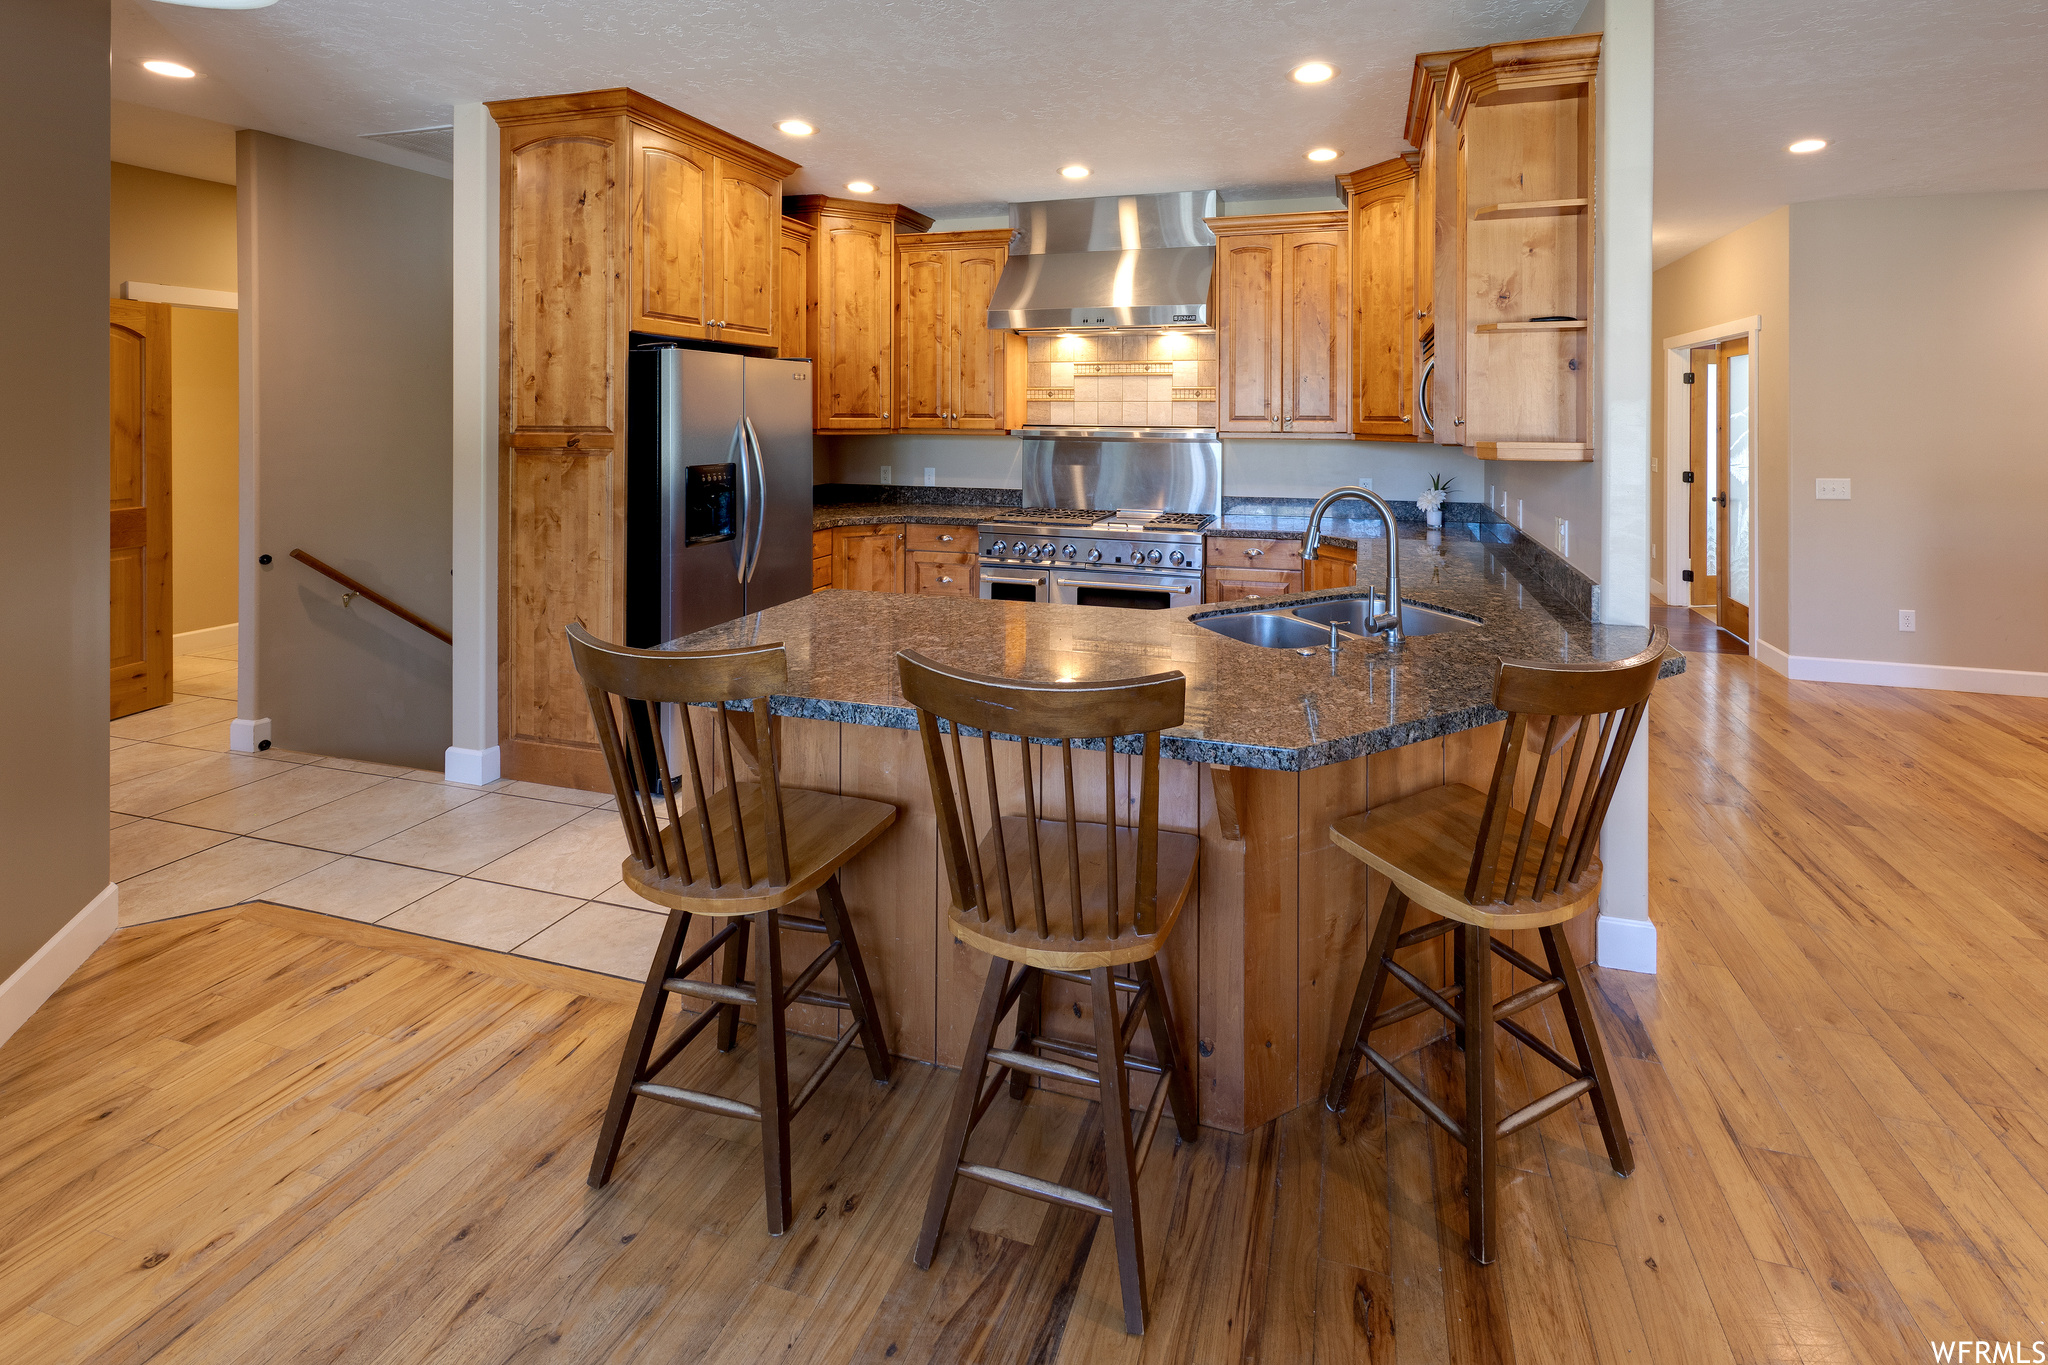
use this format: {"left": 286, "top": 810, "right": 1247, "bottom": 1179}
{"left": 741, "top": 417, "right": 768, "bottom": 583}
{"left": 727, "top": 417, "right": 751, "bottom": 583}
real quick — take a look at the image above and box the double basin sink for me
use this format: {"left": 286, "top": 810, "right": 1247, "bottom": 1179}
{"left": 1194, "top": 597, "right": 1479, "bottom": 649}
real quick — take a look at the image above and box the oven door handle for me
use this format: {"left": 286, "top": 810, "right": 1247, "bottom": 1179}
{"left": 982, "top": 574, "right": 1047, "bottom": 586}
{"left": 1054, "top": 578, "right": 1195, "bottom": 593}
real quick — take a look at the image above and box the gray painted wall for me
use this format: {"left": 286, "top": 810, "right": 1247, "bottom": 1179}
{"left": 240, "top": 132, "right": 454, "bottom": 769}
{"left": 0, "top": 0, "right": 110, "bottom": 980}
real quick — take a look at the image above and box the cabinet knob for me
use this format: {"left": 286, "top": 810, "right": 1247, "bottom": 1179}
{"left": 939, "top": 576, "right": 953, "bottom": 584}
{"left": 1244, "top": 547, "right": 1264, "bottom": 558}
{"left": 938, "top": 534, "right": 953, "bottom": 542}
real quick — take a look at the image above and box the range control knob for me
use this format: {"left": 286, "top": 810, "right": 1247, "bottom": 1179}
{"left": 1024, "top": 544, "right": 1041, "bottom": 560}
{"left": 1168, "top": 550, "right": 1186, "bottom": 566}
{"left": 990, "top": 540, "right": 1008, "bottom": 555}
{"left": 1040, "top": 542, "right": 1057, "bottom": 558}
{"left": 1146, "top": 549, "right": 1163, "bottom": 564}
{"left": 1087, "top": 548, "right": 1103, "bottom": 563}
{"left": 1061, "top": 544, "right": 1077, "bottom": 558}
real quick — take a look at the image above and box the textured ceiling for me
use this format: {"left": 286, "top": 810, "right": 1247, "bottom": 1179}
{"left": 111, "top": 0, "right": 2048, "bottom": 265}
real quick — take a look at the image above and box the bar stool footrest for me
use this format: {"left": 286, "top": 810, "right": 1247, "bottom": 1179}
{"left": 1363, "top": 1046, "right": 1468, "bottom": 1145}
{"left": 957, "top": 1162, "right": 1113, "bottom": 1216}
{"left": 632, "top": 1081, "right": 762, "bottom": 1122}
{"left": 1497, "top": 1077, "right": 1594, "bottom": 1138}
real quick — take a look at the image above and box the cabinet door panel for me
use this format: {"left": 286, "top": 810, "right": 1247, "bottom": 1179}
{"left": 908, "top": 551, "right": 974, "bottom": 597}
{"left": 895, "top": 248, "right": 949, "bottom": 430}
{"left": 1205, "top": 567, "right": 1300, "bottom": 603}
{"left": 950, "top": 246, "right": 1008, "bottom": 429}
{"left": 1353, "top": 192, "right": 1416, "bottom": 437}
{"left": 507, "top": 448, "right": 617, "bottom": 752}
{"left": 1220, "top": 238, "right": 1279, "bottom": 432}
{"left": 511, "top": 134, "right": 620, "bottom": 435}
{"left": 779, "top": 222, "right": 810, "bottom": 358}
{"left": 831, "top": 524, "right": 903, "bottom": 592}
{"left": 632, "top": 134, "right": 709, "bottom": 338}
{"left": 817, "top": 223, "right": 891, "bottom": 429}
{"left": 1281, "top": 232, "right": 1348, "bottom": 432}
{"left": 711, "top": 159, "right": 777, "bottom": 344}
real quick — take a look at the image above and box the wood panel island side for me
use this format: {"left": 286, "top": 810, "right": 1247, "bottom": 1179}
{"left": 659, "top": 525, "right": 1680, "bottom": 1134}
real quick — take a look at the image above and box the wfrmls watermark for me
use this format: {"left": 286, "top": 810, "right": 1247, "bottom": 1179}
{"left": 1931, "top": 1344, "right": 2048, "bottom": 1363}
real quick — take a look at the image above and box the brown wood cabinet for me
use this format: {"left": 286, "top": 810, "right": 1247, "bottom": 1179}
{"left": 1206, "top": 566, "right": 1301, "bottom": 602}
{"left": 1339, "top": 157, "right": 1420, "bottom": 440}
{"left": 1304, "top": 544, "right": 1357, "bottom": 591}
{"left": 829, "top": 524, "right": 905, "bottom": 592}
{"left": 823, "top": 521, "right": 978, "bottom": 595}
{"left": 787, "top": 197, "right": 934, "bottom": 433}
{"left": 1209, "top": 212, "right": 1351, "bottom": 437}
{"left": 487, "top": 88, "right": 798, "bottom": 787}
{"left": 1405, "top": 50, "right": 1470, "bottom": 447}
{"left": 779, "top": 217, "right": 812, "bottom": 359}
{"left": 894, "top": 230, "right": 1015, "bottom": 432}
{"left": 907, "top": 552, "right": 975, "bottom": 597}
{"left": 811, "top": 528, "right": 831, "bottom": 590}
{"left": 1447, "top": 36, "right": 1600, "bottom": 461}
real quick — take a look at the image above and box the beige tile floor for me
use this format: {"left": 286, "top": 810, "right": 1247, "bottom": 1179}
{"left": 109, "top": 647, "right": 665, "bottom": 979}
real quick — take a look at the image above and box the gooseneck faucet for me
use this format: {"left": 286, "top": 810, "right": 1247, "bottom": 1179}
{"left": 1301, "top": 486, "right": 1403, "bottom": 644}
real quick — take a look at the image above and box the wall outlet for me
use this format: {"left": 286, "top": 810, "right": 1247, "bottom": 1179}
{"left": 923, "top": 467, "right": 936, "bottom": 487}
{"left": 1554, "top": 518, "right": 1569, "bottom": 556}
{"left": 1816, "top": 478, "right": 1851, "bottom": 500}
{"left": 1516, "top": 499, "right": 1524, "bottom": 529}
{"left": 1359, "top": 476, "right": 1373, "bottom": 490}
{"left": 1898, "top": 609, "right": 1916, "bottom": 632}
{"left": 879, "top": 464, "right": 893, "bottom": 485}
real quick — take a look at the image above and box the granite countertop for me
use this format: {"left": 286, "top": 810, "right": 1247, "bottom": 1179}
{"left": 667, "top": 522, "right": 1684, "bottom": 771}
{"left": 813, "top": 502, "right": 1016, "bottom": 530}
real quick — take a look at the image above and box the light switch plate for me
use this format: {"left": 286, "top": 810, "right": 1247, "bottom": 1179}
{"left": 923, "top": 467, "right": 936, "bottom": 486}
{"left": 1816, "top": 478, "right": 1851, "bottom": 500}
{"left": 1554, "top": 517, "right": 1570, "bottom": 556}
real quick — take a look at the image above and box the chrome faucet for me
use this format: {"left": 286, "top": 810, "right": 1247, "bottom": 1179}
{"left": 1302, "top": 486, "right": 1403, "bottom": 644}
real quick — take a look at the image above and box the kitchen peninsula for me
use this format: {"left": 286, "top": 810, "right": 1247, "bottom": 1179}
{"left": 666, "top": 522, "right": 1682, "bottom": 1132}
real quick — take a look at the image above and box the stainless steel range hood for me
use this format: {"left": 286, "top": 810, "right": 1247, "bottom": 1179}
{"left": 987, "top": 190, "right": 1218, "bottom": 332}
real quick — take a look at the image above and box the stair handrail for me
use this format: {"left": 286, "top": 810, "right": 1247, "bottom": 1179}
{"left": 289, "top": 549, "right": 453, "bottom": 645}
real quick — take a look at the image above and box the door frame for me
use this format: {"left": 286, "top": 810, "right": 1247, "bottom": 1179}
{"left": 1660, "top": 315, "right": 1761, "bottom": 632}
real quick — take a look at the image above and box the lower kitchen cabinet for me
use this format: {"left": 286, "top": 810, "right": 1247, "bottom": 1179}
{"left": 1304, "top": 544, "right": 1357, "bottom": 591}
{"left": 907, "top": 552, "right": 975, "bottom": 597}
{"left": 811, "top": 529, "right": 831, "bottom": 590}
{"left": 824, "top": 521, "right": 978, "bottom": 594}
{"left": 829, "top": 524, "right": 904, "bottom": 592}
{"left": 1206, "top": 566, "right": 1301, "bottom": 602}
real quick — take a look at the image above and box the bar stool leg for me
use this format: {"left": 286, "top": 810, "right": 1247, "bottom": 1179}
{"left": 1008, "top": 968, "right": 1044, "bottom": 1100}
{"left": 1463, "top": 924, "right": 1498, "bottom": 1264}
{"left": 716, "top": 917, "right": 751, "bottom": 1053}
{"left": 1140, "top": 959, "right": 1199, "bottom": 1142}
{"left": 915, "top": 957, "right": 1011, "bottom": 1270}
{"left": 1542, "top": 926, "right": 1634, "bottom": 1176}
{"left": 1325, "top": 887, "right": 1409, "bottom": 1113}
{"left": 754, "top": 908, "right": 793, "bottom": 1235}
{"left": 817, "top": 874, "right": 892, "bottom": 1083}
{"left": 1092, "top": 966, "right": 1148, "bottom": 1336}
{"left": 590, "top": 906, "right": 693, "bottom": 1188}
{"left": 1451, "top": 924, "right": 1468, "bottom": 1052}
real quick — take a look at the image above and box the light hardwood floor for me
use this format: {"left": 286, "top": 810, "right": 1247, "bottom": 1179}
{"left": 8, "top": 651, "right": 2047, "bottom": 1362}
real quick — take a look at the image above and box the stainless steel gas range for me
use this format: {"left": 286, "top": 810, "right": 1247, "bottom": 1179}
{"left": 977, "top": 428, "right": 1220, "bottom": 610}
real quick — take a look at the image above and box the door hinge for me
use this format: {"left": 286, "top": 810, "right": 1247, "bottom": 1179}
{"left": 1681, "top": 470, "right": 1694, "bottom": 483}
{"left": 1683, "top": 372, "right": 1696, "bottom": 384}
{"left": 1680, "top": 569, "right": 1695, "bottom": 582}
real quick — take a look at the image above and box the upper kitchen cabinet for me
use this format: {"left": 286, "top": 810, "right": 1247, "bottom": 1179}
{"left": 895, "top": 229, "right": 1016, "bottom": 432}
{"left": 1446, "top": 35, "right": 1600, "bottom": 461}
{"left": 1339, "top": 156, "right": 1420, "bottom": 441}
{"left": 1405, "top": 50, "right": 1472, "bottom": 447}
{"left": 486, "top": 88, "right": 797, "bottom": 788}
{"left": 778, "top": 216, "right": 812, "bottom": 358}
{"left": 1210, "top": 212, "right": 1350, "bottom": 436}
{"left": 787, "top": 196, "right": 934, "bottom": 433}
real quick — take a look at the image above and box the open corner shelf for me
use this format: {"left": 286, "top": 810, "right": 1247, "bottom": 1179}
{"left": 1474, "top": 319, "right": 1587, "bottom": 333}
{"left": 1474, "top": 442, "right": 1593, "bottom": 462}
{"left": 1472, "top": 198, "right": 1588, "bottom": 221}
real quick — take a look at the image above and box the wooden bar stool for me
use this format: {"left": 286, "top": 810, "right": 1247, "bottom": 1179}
{"left": 568, "top": 624, "right": 896, "bottom": 1236}
{"left": 1323, "top": 628, "right": 1669, "bottom": 1264}
{"left": 897, "top": 650, "right": 1201, "bottom": 1337}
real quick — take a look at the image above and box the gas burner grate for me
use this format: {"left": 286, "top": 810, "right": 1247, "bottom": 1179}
{"left": 1143, "top": 512, "right": 1214, "bottom": 529}
{"left": 990, "top": 507, "right": 1114, "bottom": 524}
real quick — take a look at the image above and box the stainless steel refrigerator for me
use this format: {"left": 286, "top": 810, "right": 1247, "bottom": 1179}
{"left": 626, "top": 345, "right": 815, "bottom": 647}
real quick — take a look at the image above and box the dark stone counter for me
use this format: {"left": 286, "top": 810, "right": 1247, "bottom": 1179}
{"left": 666, "top": 522, "right": 1682, "bottom": 771}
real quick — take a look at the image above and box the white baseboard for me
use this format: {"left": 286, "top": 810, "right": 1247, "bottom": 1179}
{"left": 1595, "top": 914, "right": 1657, "bottom": 974}
{"left": 0, "top": 884, "right": 118, "bottom": 1046}
{"left": 229, "top": 717, "right": 272, "bottom": 753}
{"left": 173, "top": 623, "right": 238, "bottom": 655}
{"left": 1784, "top": 653, "right": 2048, "bottom": 698}
{"left": 1753, "top": 639, "right": 1791, "bottom": 676}
{"left": 445, "top": 745, "right": 502, "bottom": 786}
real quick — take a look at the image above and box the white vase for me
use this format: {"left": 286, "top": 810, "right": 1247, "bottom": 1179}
{"left": 1425, "top": 506, "right": 1443, "bottom": 529}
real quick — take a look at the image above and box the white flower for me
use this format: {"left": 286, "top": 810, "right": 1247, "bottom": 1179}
{"left": 1417, "top": 489, "right": 1447, "bottom": 511}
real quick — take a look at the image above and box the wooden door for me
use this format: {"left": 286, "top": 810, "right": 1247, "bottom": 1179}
{"left": 895, "top": 246, "right": 950, "bottom": 430}
{"left": 1686, "top": 345, "right": 1716, "bottom": 606}
{"left": 830, "top": 524, "right": 903, "bottom": 592}
{"left": 109, "top": 299, "right": 173, "bottom": 719}
{"left": 1279, "top": 230, "right": 1349, "bottom": 434}
{"left": 1219, "top": 236, "right": 1280, "bottom": 432}
{"left": 950, "top": 244, "right": 1009, "bottom": 429}
{"left": 1351, "top": 187, "right": 1414, "bottom": 438}
{"left": 631, "top": 127, "right": 711, "bottom": 338}
{"left": 814, "top": 218, "right": 893, "bottom": 430}
{"left": 709, "top": 157, "right": 778, "bottom": 346}
{"left": 1714, "top": 337, "right": 1752, "bottom": 641}
{"left": 778, "top": 218, "right": 811, "bottom": 358}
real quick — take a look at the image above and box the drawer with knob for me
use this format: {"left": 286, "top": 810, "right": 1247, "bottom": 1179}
{"left": 1205, "top": 535, "right": 1303, "bottom": 573}
{"left": 906, "top": 523, "right": 975, "bottom": 553}
{"left": 908, "top": 550, "right": 976, "bottom": 597}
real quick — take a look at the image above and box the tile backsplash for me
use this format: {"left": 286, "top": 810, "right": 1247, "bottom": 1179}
{"left": 1024, "top": 332, "right": 1218, "bottom": 428}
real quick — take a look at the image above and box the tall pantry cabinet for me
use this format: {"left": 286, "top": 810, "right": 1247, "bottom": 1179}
{"left": 487, "top": 88, "right": 798, "bottom": 788}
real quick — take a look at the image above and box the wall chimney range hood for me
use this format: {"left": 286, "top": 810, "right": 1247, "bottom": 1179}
{"left": 987, "top": 190, "right": 1218, "bottom": 332}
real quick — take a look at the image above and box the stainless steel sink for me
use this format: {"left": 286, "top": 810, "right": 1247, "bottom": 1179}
{"left": 1290, "top": 599, "right": 1480, "bottom": 637}
{"left": 1192, "top": 611, "right": 1333, "bottom": 649}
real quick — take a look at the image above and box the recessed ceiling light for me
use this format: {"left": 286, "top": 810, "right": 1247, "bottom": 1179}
{"left": 777, "top": 120, "right": 814, "bottom": 137}
{"left": 1292, "top": 62, "right": 1336, "bottom": 84}
{"left": 845, "top": 181, "right": 875, "bottom": 194}
{"left": 1060, "top": 164, "right": 1090, "bottom": 179}
{"left": 1306, "top": 148, "right": 1341, "bottom": 162}
{"left": 142, "top": 60, "right": 196, "bottom": 78}
{"left": 1788, "top": 138, "right": 1828, "bottom": 154}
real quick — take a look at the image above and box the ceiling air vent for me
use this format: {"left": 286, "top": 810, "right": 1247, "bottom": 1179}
{"left": 360, "top": 125, "right": 455, "bottom": 162}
